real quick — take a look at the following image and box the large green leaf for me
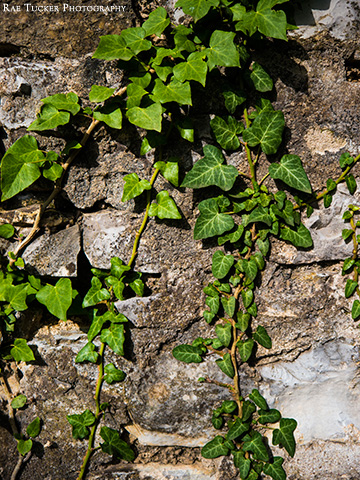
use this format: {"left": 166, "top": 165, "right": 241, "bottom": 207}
{"left": 272, "top": 418, "right": 297, "bottom": 457}
{"left": 172, "top": 344, "right": 204, "bottom": 363}
{"left": 194, "top": 198, "right": 234, "bottom": 240}
{"left": 173, "top": 51, "right": 208, "bottom": 87}
{"left": 121, "top": 27, "right": 152, "bottom": 55}
{"left": 36, "top": 278, "right": 72, "bottom": 321}
{"left": 201, "top": 435, "right": 230, "bottom": 458}
{"left": 263, "top": 456, "right": 286, "bottom": 480}
{"left": 269, "top": 155, "right": 312, "bottom": 193}
{"left": 207, "top": 30, "right": 240, "bottom": 70}
{"left": 93, "top": 35, "right": 134, "bottom": 61}
{"left": 100, "top": 324, "right": 125, "bottom": 355}
{"left": 250, "top": 62, "right": 273, "bottom": 92}
{"left": 237, "top": 339, "right": 254, "bottom": 362}
{"left": 143, "top": 7, "right": 170, "bottom": 36}
{"left": 256, "top": 4, "right": 288, "bottom": 41}
{"left": 11, "top": 338, "right": 35, "bottom": 362}
{"left": 279, "top": 223, "right": 313, "bottom": 248}
{"left": 28, "top": 104, "right": 70, "bottom": 131}
{"left": 82, "top": 277, "right": 111, "bottom": 308}
{"left": 122, "top": 173, "right": 151, "bottom": 202}
{"left": 181, "top": 145, "right": 238, "bottom": 191}
{"left": 67, "top": 409, "right": 95, "bottom": 440}
{"left": 175, "top": 0, "right": 219, "bottom": 22}
{"left": 227, "top": 418, "right": 250, "bottom": 441}
{"left": 89, "top": 85, "right": 115, "bottom": 103}
{"left": 100, "top": 426, "right": 135, "bottom": 461}
{"left": 215, "top": 352, "right": 235, "bottom": 378}
{"left": 212, "top": 251, "right": 234, "bottom": 279}
{"left": 243, "top": 431, "right": 269, "bottom": 462}
{"left": 210, "top": 116, "right": 242, "bottom": 151}
{"left": 126, "top": 103, "right": 162, "bottom": 132}
{"left": 41, "top": 92, "right": 80, "bottom": 115}
{"left": 215, "top": 323, "right": 232, "bottom": 347}
{"left": 148, "top": 190, "right": 181, "bottom": 219}
{"left": 152, "top": 78, "right": 192, "bottom": 105}
{"left": 242, "top": 110, "right": 285, "bottom": 154}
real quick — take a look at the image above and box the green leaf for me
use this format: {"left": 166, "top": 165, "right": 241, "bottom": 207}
{"left": 352, "top": 300, "right": 360, "bottom": 320}
{"left": 207, "top": 31, "right": 240, "bottom": 70}
{"left": 222, "top": 89, "right": 246, "bottom": 114}
{"left": 233, "top": 451, "right": 251, "bottom": 478}
{"left": 87, "top": 311, "right": 107, "bottom": 342}
{"left": 323, "top": 193, "right": 332, "bottom": 208}
{"left": 194, "top": 198, "right": 234, "bottom": 240}
{"left": 41, "top": 92, "right": 80, "bottom": 115}
{"left": 82, "top": 277, "right": 111, "bottom": 308}
{"left": 129, "top": 278, "right": 144, "bottom": 297}
{"left": 221, "top": 400, "right": 237, "bottom": 414}
{"left": 218, "top": 225, "right": 244, "bottom": 246}
{"left": 175, "top": 0, "right": 220, "bottom": 22}
{"left": 210, "top": 116, "right": 242, "bottom": 151}
{"left": 17, "top": 439, "right": 32, "bottom": 456}
{"left": 237, "top": 338, "right": 254, "bottom": 362}
{"left": 26, "top": 417, "right": 41, "bottom": 438}
{"left": 126, "top": 103, "right": 163, "bottom": 132}
{"left": 221, "top": 296, "right": 236, "bottom": 317}
{"left": 11, "top": 394, "right": 27, "bottom": 409}
{"left": 227, "top": 418, "right": 250, "bottom": 441}
{"left": 206, "top": 295, "right": 220, "bottom": 314}
{"left": 257, "top": 238, "right": 270, "bottom": 256}
{"left": 152, "top": 78, "right": 192, "bottom": 106}
{"left": 121, "top": 27, "right": 152, "bottom": 55}
{"left": 43, "top": 162, "right": 63, "bottom": 181}
{"left": 342, "top": 229, "right": 353, "bottom": 241}
{"left": 253, "top": 325, "right": 272, "bottom": 349}
{"left": 174, "top": 118, "right": 194, "bottom": 142}
{"left": 110, "top": 257, "right": 131, "bottom": 279}
{"left": 236, "top": 312, "right": 251, "bottom": 332}
{"left": 126, "top": 83, "right": 148, "bottom": 109}
{"left": 122, "top": 173, "right": 151, "bottom": 202}
{"left": 241, "top": 259, "right": 258, "bottom": 283}
{"left": 67, "top": 409, "right": 95, "bottom": 440}
{"left": 242, "top": 110, "right": 285, "bottom": 155}
{"left": 173, "top": 51, "right": 208, "bottom": 87}
{"left": 343, "top": 257, "right": 355, "bottom": 274}
{"left": 172, "top": 344, "right": 204, "bottom": 363}
{"left": 212, "top": 415, "right": 224, "bottom": 429}
{"left": 256, "top": 6, "right": 288, "bottom": 41}
{"left": 93, "top": 104, "right": 123, "bottom": 129}
{"left": 263, "top": 456, "right": 286, "bottom": 480}
{"left": 181, "top": 145, "right": 238, "bottom": 191}
{"left": 104, "top": 363, "right": 126, "bottom": 384}
{"left": 6, "top": 284, "right": 29, "bottom": 311}
{"left": 28, "top": 104, "right": 70, "bottom": 131}
{"left": 142, "top": 7, "right": 170, "bottom": 36}
{"left": 269, "top": 155, "right": 312, "bottom": 193}
{"left": 241, "top": 400, "right": 256, "bottom": 422}
{"left": 11, "top": 338, "right": 35, "bottom": 362}
{"left": 154, "top": 161, "right": 179, "bottom": 187}
{"left": 250, "top": 62, "right": 273, "bottom": 92}
{"left": 243, "top": 431, "right": 269, "bottom": 462}
{"left": 201, "top": 435, "right": 229, "bottom": 458}
{"left": 89, "top": 85, "right": 115, "bottom": 103}
{"left": 215, "top": 323, "right": 232, "bottom": 347}
{"left": 75, "top": 342, "right": 99, "bottom": 364}
{"left": 149, "top": 190, "right": 181, "bottom": 219}
{"left": 0, "top": 224, "right": 15, "bottom": 239}
{"left": 272, "top": 417, "right": 297, "bottom": 457}
{"left": 212, "top": 251, "right": 234, "bottom": 279}
{"left": 36, "top": 278, "right": 72, "bottom": 321}
{"left": 248, "top": 206, "right": 272, "bottom": 227}
{"left": 100, "top": 426, "right": 135, "bottom": 461}
{"left": 346, "top": 174, "right": 357, "bottom": 195}
{"left": 339, "top": 152, "right": 354, "bottom": 169}
{"left": 280, "top": 223, "right": 313, "bottom": 248}
{"left": 216, "top": 353, "right": 235, "bottom": 378}
{"left": 100, "top": 324, "right": 125, "bottom": 355}
{"left": 249, "top": 388, "right": 268, "bottom": 410}
{"left": 345, "top": 279, "right": 358, "bottom": 298}
{"left": 258, "top": 408, "right": 281, "bottom": 424}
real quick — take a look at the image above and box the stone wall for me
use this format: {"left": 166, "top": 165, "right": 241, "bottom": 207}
{"left": 1, "top": 1, "right": 360, "bottom": 479}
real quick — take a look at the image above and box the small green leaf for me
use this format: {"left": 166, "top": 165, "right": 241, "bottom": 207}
{"left": 67, "top": 409, "right": 95, "bottom": 440}
{"left": 26, "top": 417, "right": 41, "bottom": 438}
{"left": 206, "top": 295, "right": 220, "bottom": 314}
{"left": 342, "top": 229, "right": 353, "bottom": 241}
{"left": 273, "top": 417, "right": 297, "bottom": 457}
{"left": 222, "top": 89, "right": 246, "bottom": 114}
{"left": 218, "top": 225, "right": 244, "bottom": 246}
{"left": 129, "top": 278, "right": 144, "bottom": 297}
{"left": 28, "top": 104, "right": 70, "bottom": 131}
{"left": 253, "top": 325, "right": 272, "bottom": 349}
{"left": 221, "top": 296, "right": 236, "bottom": 317}
{"left": 121, "top": 27, "right": 152, "bottom": 55}
{"left": 152, "top": 78, "right": 192, "bottom": 106}
{"left": 215, "top": 323, "right": 232, "bottom": 347}
{"left": 227, "top": 418, "right": 250, "bottom": 441}
{"left": 149, "top": 190, "right": 181, "bottom": 219}
{"left": 41, "top": 92, "right": 80, "bottom": 115}
{"left": 221, "top": 400, "right": 237, "bottom": 413}
{"left": 241, "top": 289, "right": 253, "bottom": 309}
{"left": 154, "top": 161, "right": 179, "bottom": 187}
{"left": 100, "top": 426, "right": 135, "bottom": 461}
{"left": 104, "top": 363, "right": 126, "bottom": 384}
{"left": 175, "top": 0, "right": 219, "bottom": 22}
{"left": 243, "top": 110, "right": 285, "bottom": 155}
{"left": 258, "top": 408, "right": 281, "bottom": 424}
{"left": 243, "top": 431, "right": 269, "bottom": 462}
{"left": 100, "top": 324, "right": 125, "bottom": 355}
{"left": 210, "top": 116, "right": 242, "bottom": 151}
{"left": 6, "top": 284, "right": 28, "bottom": 311}
{"left": 346, "top": 174, "right": 357, "bottom": 195}
{"left": 257, "top": 238, "right": 270, "bottom": 256}
{"left": 212, "top": 415, "right": 224, "bottom": 429}
{"left": 126, "top": 103, "right": 163, "bottom": 132}
{"left": 194, "top": 198, "right": 234, "bottom": 240}
{"left": 241, "top": 400, "right": 256, "bottom": 422}
{"left": 207, "top": 30, "right": 240, "bottom": 70}
{"left": 339, "top": 152, "right": 354, "bottom": 169}
{"left": 42, "top": 162, "right": 63, "bottom": 181}
{"left": 122, "top": 173, "right": 151, "bottom": 202}
{"left": 201, "top": 435, "right": 230, "bottom": 459}
{"left": 82, "top": 277, "right": 111, "bottom": 308}
{"left": 237, "top": 339, "right": 254, "bottom": 362}
{"left": 11, "top": 394, "right": 27, "bottom": 409}
{"left": 212, "top": 251, "right": 234, "bottom": 279}
{"left": 280, "top": 223, "right": 313, "bottom": 248}
{"left": 110, "top": 257, "right": 131, "bottom": 278}
{"left": 89, "top": 85, "right": 115, "bottom": 103}
{"left": 173, "top": 51, "right": 208, "bottom": 87}
{"left": 215, "top": 353, "right": 235, "bottom": 378}
{"left": 142, "top": 7, "right": 170, "bottom": 36}
{"left": 352, "top": 300, "right": 360, "bottom": 320}
{"left": 11, "top": 339, "right": 35, "bottom": 362}
{"left": 0, "top": 224, "right": 15, "bottom": 239}
{"left": 126, "top": 83, "right": 148, "bottom": 109}
{"left": 269, "top": 155, "right": 312, "bottom": 194}
{"left": 236, "top": 312, "right": 251, "bottom": 332}
{"left": 249, "top": 388, "right": 268, "bottom": 410}
{"left": 75, "top": 342, "right": 99, "bottom": 364}
{"left": 324, "top": 193, "right": 333, "bottom": 208}
{"left": 172, "top": 344, "right": 204, "bottom": 363}
{"left": 93, "top": 104, "right": 123, "bottom": 129}
{"left": 263, "top": 456, "right": 286, "bottom": 480}
{"left": 345, "top": 279, "right": 358, "bottom": 298}
{"left": 342, "top": 258, "right": 355, "bottom": 275}
{"left": 250, "top": 62, "right": 273, "bottom": 92}
{"left": 247, "top": 205, "right": 272, "bottom": 227}
{"left": 233, "top": 451, "right": 251, "bottom": 478}
{"left": 17, "top": 439, "right": 32, "bottom": 456}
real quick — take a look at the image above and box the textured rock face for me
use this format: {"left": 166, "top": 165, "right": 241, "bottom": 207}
{"left": 1, "top": 2, "right": 360, "bottom": 480}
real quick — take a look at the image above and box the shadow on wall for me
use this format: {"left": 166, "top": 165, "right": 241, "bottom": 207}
{"left": 293, "top": 0, "right": 332, "bottom": 26}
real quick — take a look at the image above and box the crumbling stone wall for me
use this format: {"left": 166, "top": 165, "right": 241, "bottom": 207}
{"left": 1, "top": 1, "right": 360, "bottom": 479}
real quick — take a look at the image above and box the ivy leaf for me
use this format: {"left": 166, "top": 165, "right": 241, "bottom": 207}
{"left": 352, "top": 300, "right": 360, "bottom": 320}
{"left": 42, "top": 162, "right": 63, "bottom": 181}
{"left": 82, "top": 277, "right": 111, "bottom": 308}
{"left": 122, "top": 173, "right": 151, "bottom": 202}
{"left": 253, "top": 325, "right": 272, "bottom": 349}
{"left": 212, "top": 251, "right": 234, "bottom": 279}
{"left": 111, "top": 257, "right": 131, "bottom": 278}
{"left": 207, "top": 31, "right": 240, "bottom": 70}
{"left": 263, "top": 456, "right": 286, "bottom": 480}
{"left": 345, "top": 279, "right": 358, "bottom": 298}
{"left": 154, "top": 161, "right": 179, "bottom": 187}
{"left": 28, "top": 104, "right": 70, "bottom": 131}
{"left": 222, "top": 89, "right": 246, "bottom": 114}
{"left": 342, "top": 229, "right": 353, "bottom": 241}
{"left": 11, "top": 394, "right": 27, "bottom": 409}
{"left": 67, "top": 409, "right": 95, "bottom": 440}
{"left": 272, "top": 418, "right": 297, "bottom": 457}
{"left": 174, "top": 118, "right": 194, "bottom": 142}
{"left": 100, "top": 426, "right": 135, "bottom": 461}
{"left": 26, "top": 417, "right": 41, "bottom": 438}
{"left": 269, "top": 155, "right": 312, "bottom": 194}
{"left": 205, "top": 295, "right": 220, "bottom": 314}
{"left": 172, "top": 344, "right": 204, "bottom": 363}
{"left": 241, "top": 289, "right": 254, "bottom": 309}
{"left": 346, "top": 174, "right": 357, "bottom": 195}
{"left": 226, "top": 418, "right": 250, "bottom": 441}
{"left": 126, "top": 83, "right": 148, "bottom": 109}
{"left": 100, "top": 324, "right": 125, "bottom": 355}
{"left": 173, "top": 51, "right": 208, "bottom": 87}
{"left": 75, "top": 342, "right": 99, "bottom": 364}
{"left": 11, "top": 338, "right": 35, "bottom": 362}
{"left": 87, "top": 311, "right": 107, "bottom": 342}
{"left": 258, "top": 408, "right": 281, "bottom": 424}
{"left": 243, "top": 431, "right": 269, "bottom": 462}
{"left": 181, "top": 145, "right": 238, "bottom": 191}
{"left": 237, "top": 339, "right": 254, "bottom": 362}
{"left": 256, "top": 4, "right": 288, "bottom": 41}
{"left": 242, "top": 110, "right": 285, "bottom": 155}
{"left": 149, "top": 190, "right": 181, "bottom": 219}
{"left": 126, "top": 103, "right": 163, "bottom": 132}
{"left": 250, "top": 62, "right": 273, "bottom": 92}
{"left": 236, "top": 312, "right": 251, "bottom": 332}
{"left": 17, "top": 439, "right": 32, "bottom": 456}
{"left": 215, "top": 323, "right": 232, "bottom": 347}
{"left": 221, "top": 296, "right": 236, "bottom": 317}
{"left": 104, "top": 363, "right": 126, "bottom": 384}
{"left": 210, "top": 116, "right": 242, "bottom": 151}
{"left": 93, "top": 104, "right": 123, "bottom": 129}
{"left": 120, "top": 27, "right": 152, "bottom": 54}
{"left": 6, "top": 284, "right": 29, "bottom": 311}
{"left": 241, "top": 259, "right": 258, "bottom": 283}
{"left": 0, "top": 224, "right": 15, "bottom": 239}
{"left": 201, "top": 435, "right": 230, "bottom": 458}
{"left": 215, "top": 353, "right": 235, "bottom": 378}
{"left": 89, "top": 85, "right": 115, "bottom": 103}
{"left": 242, "top": 400, "right": 256, "bottom": 422}
{"left": 280, "top": 223, "right": 313, "bottom": 248}
{"left": 41, "top": 92, "right": 80, "bottom": 115}
{"left": 175, "top": 0, "right": 220, "bottom": 23}
{"left": 129, "top": 278, "right": 144, "bottom": 297}
{"left": 152, "top": 78, "right": 192, "bottom": 106}
{"left": 247, "top": 206, "right": 272, "bottom": 227}
{"left": 142, "top": 7, "right": 170, "bottom": 36}
{"left": 249, "top": 388, "right": 268, "bottom": 410}
{"left": 194, "top": 198, "right": 234, "bottom": 240}
{"left": 233, "top": 451, "right": 251, "bottom": 478}
{"left": 36, "top": 278, "right": 73, "bottom": 321}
